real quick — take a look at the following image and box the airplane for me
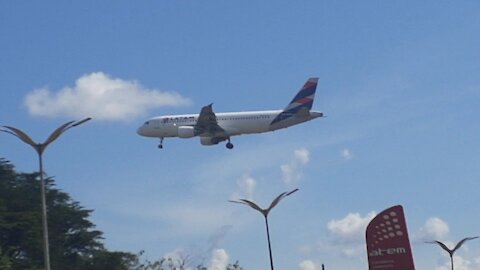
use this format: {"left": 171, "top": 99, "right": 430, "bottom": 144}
{"left": 137, "top": 78, "right": 323, "bottom": 149}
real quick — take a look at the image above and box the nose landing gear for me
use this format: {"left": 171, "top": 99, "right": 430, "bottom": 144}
{"left": 158, "top": 137, "right": 164, "bottom": 149}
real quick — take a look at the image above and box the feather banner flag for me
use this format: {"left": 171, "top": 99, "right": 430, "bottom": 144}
{"left": 366, "top": 205, "right": 415, "bottom": 270}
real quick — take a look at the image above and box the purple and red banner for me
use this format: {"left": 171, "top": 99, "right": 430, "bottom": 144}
{"left": 366, "top": 205, "right": 415, "bottom": 270}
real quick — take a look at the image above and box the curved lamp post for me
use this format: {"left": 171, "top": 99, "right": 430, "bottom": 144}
{"left": 426, "top": 236, "right": 479, "bottom": 270}
{"left": 230, "top": 188, "right": 298, "bottom": 270}
{"left": 1, "top": 118, "right": 91, "bottom": 270}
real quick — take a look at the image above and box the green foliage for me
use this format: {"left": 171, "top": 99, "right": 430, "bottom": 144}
{"left": 0, "top": 158, "right": 136, "bottom": 269}
{"left": 227, "top": 261, "right": 243, "bottom": 270}
{"left": 131, "top": 251, "right": 244, "bottom": 270}
{"left": 130, "top": 251, "right": 188, "bottom": 270}
{"left": 0, "top": 158, "right": 244, "bottom": 270}
{"left": 88, "top": 250, "right": 138, "bottom": 270}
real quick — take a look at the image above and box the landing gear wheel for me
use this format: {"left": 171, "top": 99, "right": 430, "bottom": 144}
{"left": 158, "top": 138, "right": 164, "bottom": 149}
{"left": 226, "top": 142, "right": 234, "bottom": 149}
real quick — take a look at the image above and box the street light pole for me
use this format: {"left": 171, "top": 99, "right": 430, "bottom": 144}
{"left": 1, "top": 118, "right": 91, "bottom": 270}
{"left": 264, "top": 214, "right": 274, "bottom": 270}
{"left": 230, "top": 188, "right": 298, "bottom": 270}
{"left": 38, "top": 150, "right": 50, "bottom": 270}
{"left": 426, "top": 236, "right": 479, "bottom": 270}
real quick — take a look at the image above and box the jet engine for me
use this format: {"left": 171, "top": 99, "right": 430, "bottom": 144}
{"left": 201, "top": 136, "right": 225, "bottom": 145}
{"left": 177, "top": 126, "right": 195, "bottom": 138}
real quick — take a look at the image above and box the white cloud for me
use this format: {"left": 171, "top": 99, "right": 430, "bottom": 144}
{"left": 340, "top": 148, "right": 353, "bottom": 160}
{"left": 295, "top": 148, "right": 310, "bottom": 164}
{"left": 324, "top": 211, "right": 376, "bottom": 258}
{"left": 24, "top": 72, "right": 191, "bottom": 121}
{"left": 229, "top": 174, "right": 257, "bottom": 203}
{"left": 281, "top": 148, "right": 310, "bottom": 186}
{"left": 209, "top": 249, "right": 229, "bottom": 270}
{"left": 327, "top": 212, "right": 376, "bottom": 243}
{"left": 416, "top": 217, "right": 450, "bottom": 242}
{"left": 162, "top": 249, "right": 190, "bottom": 269}
{"left": 208, "top": 225, "right": 232, "bottom": 251}
{"left": 236, "top": 174, "right": 256, "bottom": 200}
{"left": 425, "top": 217, "right": 450, "bottom": 239}
{"left": 299, "top": 260, "right": 317, "bottom": 270}
{"left": 435, "top": 255, "right": 473, "bottom": 270}
{"left": 315, "top": 239, "right": 368, "bottom": 261}
{"left": 475, "top": 256, "right": 480, "bottom": 266}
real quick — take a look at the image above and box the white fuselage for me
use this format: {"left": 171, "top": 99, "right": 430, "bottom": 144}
{"left": 137, "top": 110, "right": 322, "bottom": 139}
{"left": 137, "top": 77, "right": 322, "bottom": 148}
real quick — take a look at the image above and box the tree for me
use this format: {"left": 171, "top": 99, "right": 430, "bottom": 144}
{"left": 0, "top": 158, "right": 136, "bottom": 269}
{"left": 0, "top": 158, "right": 244, "bottom": 270}
{"left": 132, "top": 251, "right": 244, "bottom": 270}
{"left": 227, "top": 261, "right": 243, "bottom": 270}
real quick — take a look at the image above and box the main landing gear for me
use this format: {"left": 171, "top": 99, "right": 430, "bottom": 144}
{"left": 158, "top": 137, "right": 164, "bottom": 149}
{"left": 226, "top": 138, "right": 234, "bottom": 149}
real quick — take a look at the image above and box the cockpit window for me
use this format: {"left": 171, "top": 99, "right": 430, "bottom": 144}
{"left": 144, "top": 121, "right": 150, "bottom": 125}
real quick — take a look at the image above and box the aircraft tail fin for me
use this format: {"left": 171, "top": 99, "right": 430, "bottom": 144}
{"left": 270, "top": 78, "right": 319, "bottom": 126}
{"left": 284, "top": 77, "right": 318, "bottom": 113}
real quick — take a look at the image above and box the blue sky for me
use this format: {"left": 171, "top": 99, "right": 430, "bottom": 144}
{"left": 1, "top": 1, "right": 480, "bottom": 269}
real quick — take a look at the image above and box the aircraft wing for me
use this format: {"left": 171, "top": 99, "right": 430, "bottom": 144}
{"left": 194, "top": 104, "right": 225, "bottom": 136}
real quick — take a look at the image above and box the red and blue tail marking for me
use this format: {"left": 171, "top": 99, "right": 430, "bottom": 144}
{"left": 271, "top": 78, "right": 318, "bottom": 125}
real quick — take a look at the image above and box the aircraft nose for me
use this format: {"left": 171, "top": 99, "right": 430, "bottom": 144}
{"left": 137, "top": 126, "right": 145, "bottom": 136}
{"left": 137, "top": 120, "right": 155, "bottom": 137}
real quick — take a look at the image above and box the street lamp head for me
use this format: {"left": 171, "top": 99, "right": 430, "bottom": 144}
{"left": 1, "top": 125, "right": 37, "bottom": 147}
{"left": 43, "top": 118, "right": 92, "bottom": 149}
{"left": 71, "top": 117, "right": 92, "bottom": 127}
{"left": 425, "top": 240, "right": 454, "bottom": 256}
{"left": 230, "top": 188, "right": 299, "bottom": 217}
{"left": 42, "top": 120, "right": 77, "bottom": 151}
{"left": 230, "top": 198, "right": 266, "bottom": 216}
{"left": 426, "top": 236, "right": 479, "bottom": 255}
{"left": 2, "top": 118, "right": 92, "bottom": 155}
{"left": 267, "top": 188, "right": 299, "bottom": 214}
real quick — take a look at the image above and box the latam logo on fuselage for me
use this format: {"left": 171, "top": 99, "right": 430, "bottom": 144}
{"left": 369, "top": 247, "right": 407, "bottom": 257}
